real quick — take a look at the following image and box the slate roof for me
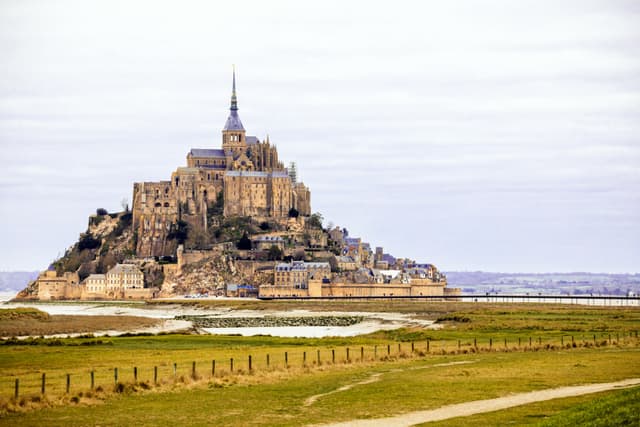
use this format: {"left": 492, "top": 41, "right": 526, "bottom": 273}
{"left": 189, "top": 148, "right": 226, "bottom": 158}
{"left": 223, "top": 110, "right": 245, "bottom": 131}
{"left": 246, "top": 136, "right": 259, "bottom": 145}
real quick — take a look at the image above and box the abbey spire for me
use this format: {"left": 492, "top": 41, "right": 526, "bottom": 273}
{"left": 223, "top": 66, "right": 245, "bottom": 131}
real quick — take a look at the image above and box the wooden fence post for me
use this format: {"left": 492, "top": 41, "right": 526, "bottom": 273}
{"left": 114, "top": 368, "right": 118, "bottom": 384}
{"left": 474, "top": 338, "right": 477, "bottom": 348}
{"left": 154, "top": 366, "right": 158, "bottom": 384}
{"left": 66, "top": 374, "right": 70, "bottom": 394}
{"left": 427, "top": 340, "right": 430, "bottom": 352}
{"left": 361, "top": 346, "right": 364, "bottom": 361}
{"left": 267, "top": 354, "right": 270, "bottom": 367}
{"left": 173, "top": 363, "right": 177, "bottom": 378}
{"left": 91, "top": 371, "right": 95, "bottom": 389}
{"left": 346, "top": 348, "right": 350, "bottom": 362}
{"left": 411, "top": 342, "right": 415, "bottom": 353}
{"left": 134, "top": 367, "right": 138, "bottom": 381}
{"left": 317, "top": 349, "right": 320, "bottom": 364}
{"left": 374, "top": 345, "right": 378, "bottom": 358}
{"left": 387, "top": 344, "right": 390, "bottom": 356}
{"left": 489, "top": 338, "right": 492, "bottom": 349}
{"left": 14, "top": 378, "right": 19, "bottom": 400}
{"left": 332, "top": 349, "right": 335, "bottom": 363}
{"left": 212, "top": 360, "right": 216, "bottom": 377}
{"left": 41, "top": 373, "right": 46, "bottom": 395}
{"left": 230, "top": 358, "right": 234, "bottom": 372}
{"left": 248, "top": 355, "right": 252, "bottom": 371}
{"left": 285, "top": 352, "right": 288, "bottom": 367}
{"left": 303, "top": 351, "right": 306, "bottom": 365}
{"left": 192, "top": 362, "right": 196, "bottom": 379}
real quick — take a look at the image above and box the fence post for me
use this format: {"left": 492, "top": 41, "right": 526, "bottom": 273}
{"left": 14, "top": 378, "right": 19, "bottom": 400}
{"left": 303, "top": 351, "right": 306, "bottom": 366}
{"left": 285, "top": 352, "right": 288, "bottom": 367}
{"left": 489, "top": 338, "right": 492, "bottom": 349}
{"left": 41, "top": 373, "right": 46, "bottom": 395}
{"left": 230, "top": 358, "right": 234, "bottom": 372}
{"left": 249, "top": 355, "right": 252, "bottom": 371}
{"left": 212, "top": 360, "right": 216, "bottom": 377}
{"left": 346, "top": 348, "right": 350, "bottom": 362}
{"left": 572, "top": 336, "right": 575, "bottom": 345}
{"left": 617, "top": 333, "right": 619, "bottom": 343}
{"left": 504, "top": 338, "right": 507, "bottom": 348}
{"left": 474, "top": 338, "right": 477, "bottom": 348}
{"left": 387, "top": 344, "right": 390, "bottom": 356}
{"left": 317, "top": 349, "right": 321, "bottom": 365}
{"left": 374, "top": 345, "right": 378, "bottom": 358}
{"left": 134, "top": 367, "right": 138, "bottom": 382}
{"left": 332, "top": 349, "right": 335, "bottom": 363}
{"left": 154, "top": 366, "right": 158, "bottom": 384}
{"left": 66, "top": 374, "right": 70, "bottom": 394}
{"left": 518, "top": 337, "right": 521, "bottom": 347}
{"left": 91, "top": 371, "right": 94, "bottom": 389}
{"left": 609, "top": 334, "right": 611, "bottom": 345}
{"left": 411, "top": 342, "right": 415, "bottom": 353}
{"left": 114, "top": 368, "right": 118, "bottom": 384}
{"left": 173, "top": 363, "right": 177, "bottom": 378}
{"left": 561, "top": 336, "right": 564, "bottom": 346}
{"left": 529, "top": 337, "right": 532, "bottom": 347}
{"left": 361, "top": 346, "right": 364, "bottom": 361}
{"left": 192, "top": 362, "right": 196, "bottom": 379}
{"left": 593, "top": 335, "right": 596, "bottom": 345}
{"left": 458, "top": 340, "right": 461, "bottom": 350}
{"left": 398, "top": 343, "right": 401, "bottom": 353}
{"left": 267, "top": 354, "right": 270, "bottom": 367}
{"left": 427, "top": 340, "right": 430, "bottom": 352}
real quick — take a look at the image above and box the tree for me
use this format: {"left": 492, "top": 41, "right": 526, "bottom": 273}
{"left": 308, "top": 212, "right": 323, "bottom": 229}
{"left": 78, "top": 234, "right": 101, "bottom": 251}
{"left": 267, "top": 245, "right": 283, "bottom": 261}
{"left": 237, "top": 232, "right": 252, "bottom": 250}
{"left": 259, "top": 221, "right": 271, "bottom": 231}
{"left": 96, "top": 208, "right": 108, "bottom": 216}
{"left": 288, "top": 208, "right": 299, "bottom": 218}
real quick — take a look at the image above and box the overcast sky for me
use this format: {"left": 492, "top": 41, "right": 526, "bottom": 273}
{"left": 1, "top": 0, "right": 639, "bottom": 273}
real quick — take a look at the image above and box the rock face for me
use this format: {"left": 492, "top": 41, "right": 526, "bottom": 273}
{"left": 161, "top": 253, "right": 275, "bottom": 297}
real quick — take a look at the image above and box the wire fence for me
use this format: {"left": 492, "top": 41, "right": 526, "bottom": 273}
{"left": 3, "top": 331, "right": 639, "bottom": 405}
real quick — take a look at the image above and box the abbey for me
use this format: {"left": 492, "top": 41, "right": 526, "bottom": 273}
{"left": 132, "top": 71, "right": 311, "bottom": 257}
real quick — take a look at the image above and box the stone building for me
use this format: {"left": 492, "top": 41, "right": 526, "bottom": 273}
{"left": 79, "top": 263, "right": 150, "bottom": 300}
{"left": 132, "top": 70, "right": 311, "bottom": 257}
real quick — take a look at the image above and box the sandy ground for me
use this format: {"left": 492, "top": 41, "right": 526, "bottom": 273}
{"left": 1, "top": 300, "right": 435, "bottom": 338}
{"left": 316, "top": 378, "right": 640, "bottom": 427}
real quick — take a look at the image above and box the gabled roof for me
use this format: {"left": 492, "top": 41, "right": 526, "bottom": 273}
{"left": 189, "top": 148, "right": 226, "bottom": 158}
{"left": 246, "top": 136, "right": 259, "bottom": 145}
{"left": 107, "top": 264, "right": 142, "bottom": 275}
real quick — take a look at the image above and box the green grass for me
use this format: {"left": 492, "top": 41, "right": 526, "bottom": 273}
{"left": 422, "top": 385, "right": 640, "bottom": 426}
{"left": 1, "top": 349, "right": 639, "bottom": 426}
{"left": 1, "top": 302, "right": 639, "bottom": 424}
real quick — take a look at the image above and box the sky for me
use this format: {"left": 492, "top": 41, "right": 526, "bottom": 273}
{"left": 1, "top": 0, "right": 639, "bottom": 273}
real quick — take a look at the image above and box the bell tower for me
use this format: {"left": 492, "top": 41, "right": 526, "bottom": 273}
{"left": 222, "top": 66, "right": 247, "bottom": 156}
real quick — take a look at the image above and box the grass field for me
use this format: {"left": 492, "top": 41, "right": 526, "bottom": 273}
{"left": 1, "top": 302, "right": 639, "bottom": 425}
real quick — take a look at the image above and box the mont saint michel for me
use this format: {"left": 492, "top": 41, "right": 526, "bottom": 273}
{"left": 18, "top": 72, "right": 454, "bottom": 302}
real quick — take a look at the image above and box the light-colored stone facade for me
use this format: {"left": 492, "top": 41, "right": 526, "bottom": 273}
{"left": 132, "top": 72, "right": 311, "bottom": 257}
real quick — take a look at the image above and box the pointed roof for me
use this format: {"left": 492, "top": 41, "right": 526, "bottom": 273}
{"left": 223, "top": 66, "right": 245, "bottom": 131}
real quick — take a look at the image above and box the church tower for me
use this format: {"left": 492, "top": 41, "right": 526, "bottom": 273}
{"left": 222, "top": 67, "right": 247, "bottom": 156}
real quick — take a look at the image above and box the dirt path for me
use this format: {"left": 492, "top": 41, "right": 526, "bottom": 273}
{"left": 317, "top": 378, "right": 640, "bottom": 427}
{"left": 305, "top": 361, "right": 475, "bottom": 407}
